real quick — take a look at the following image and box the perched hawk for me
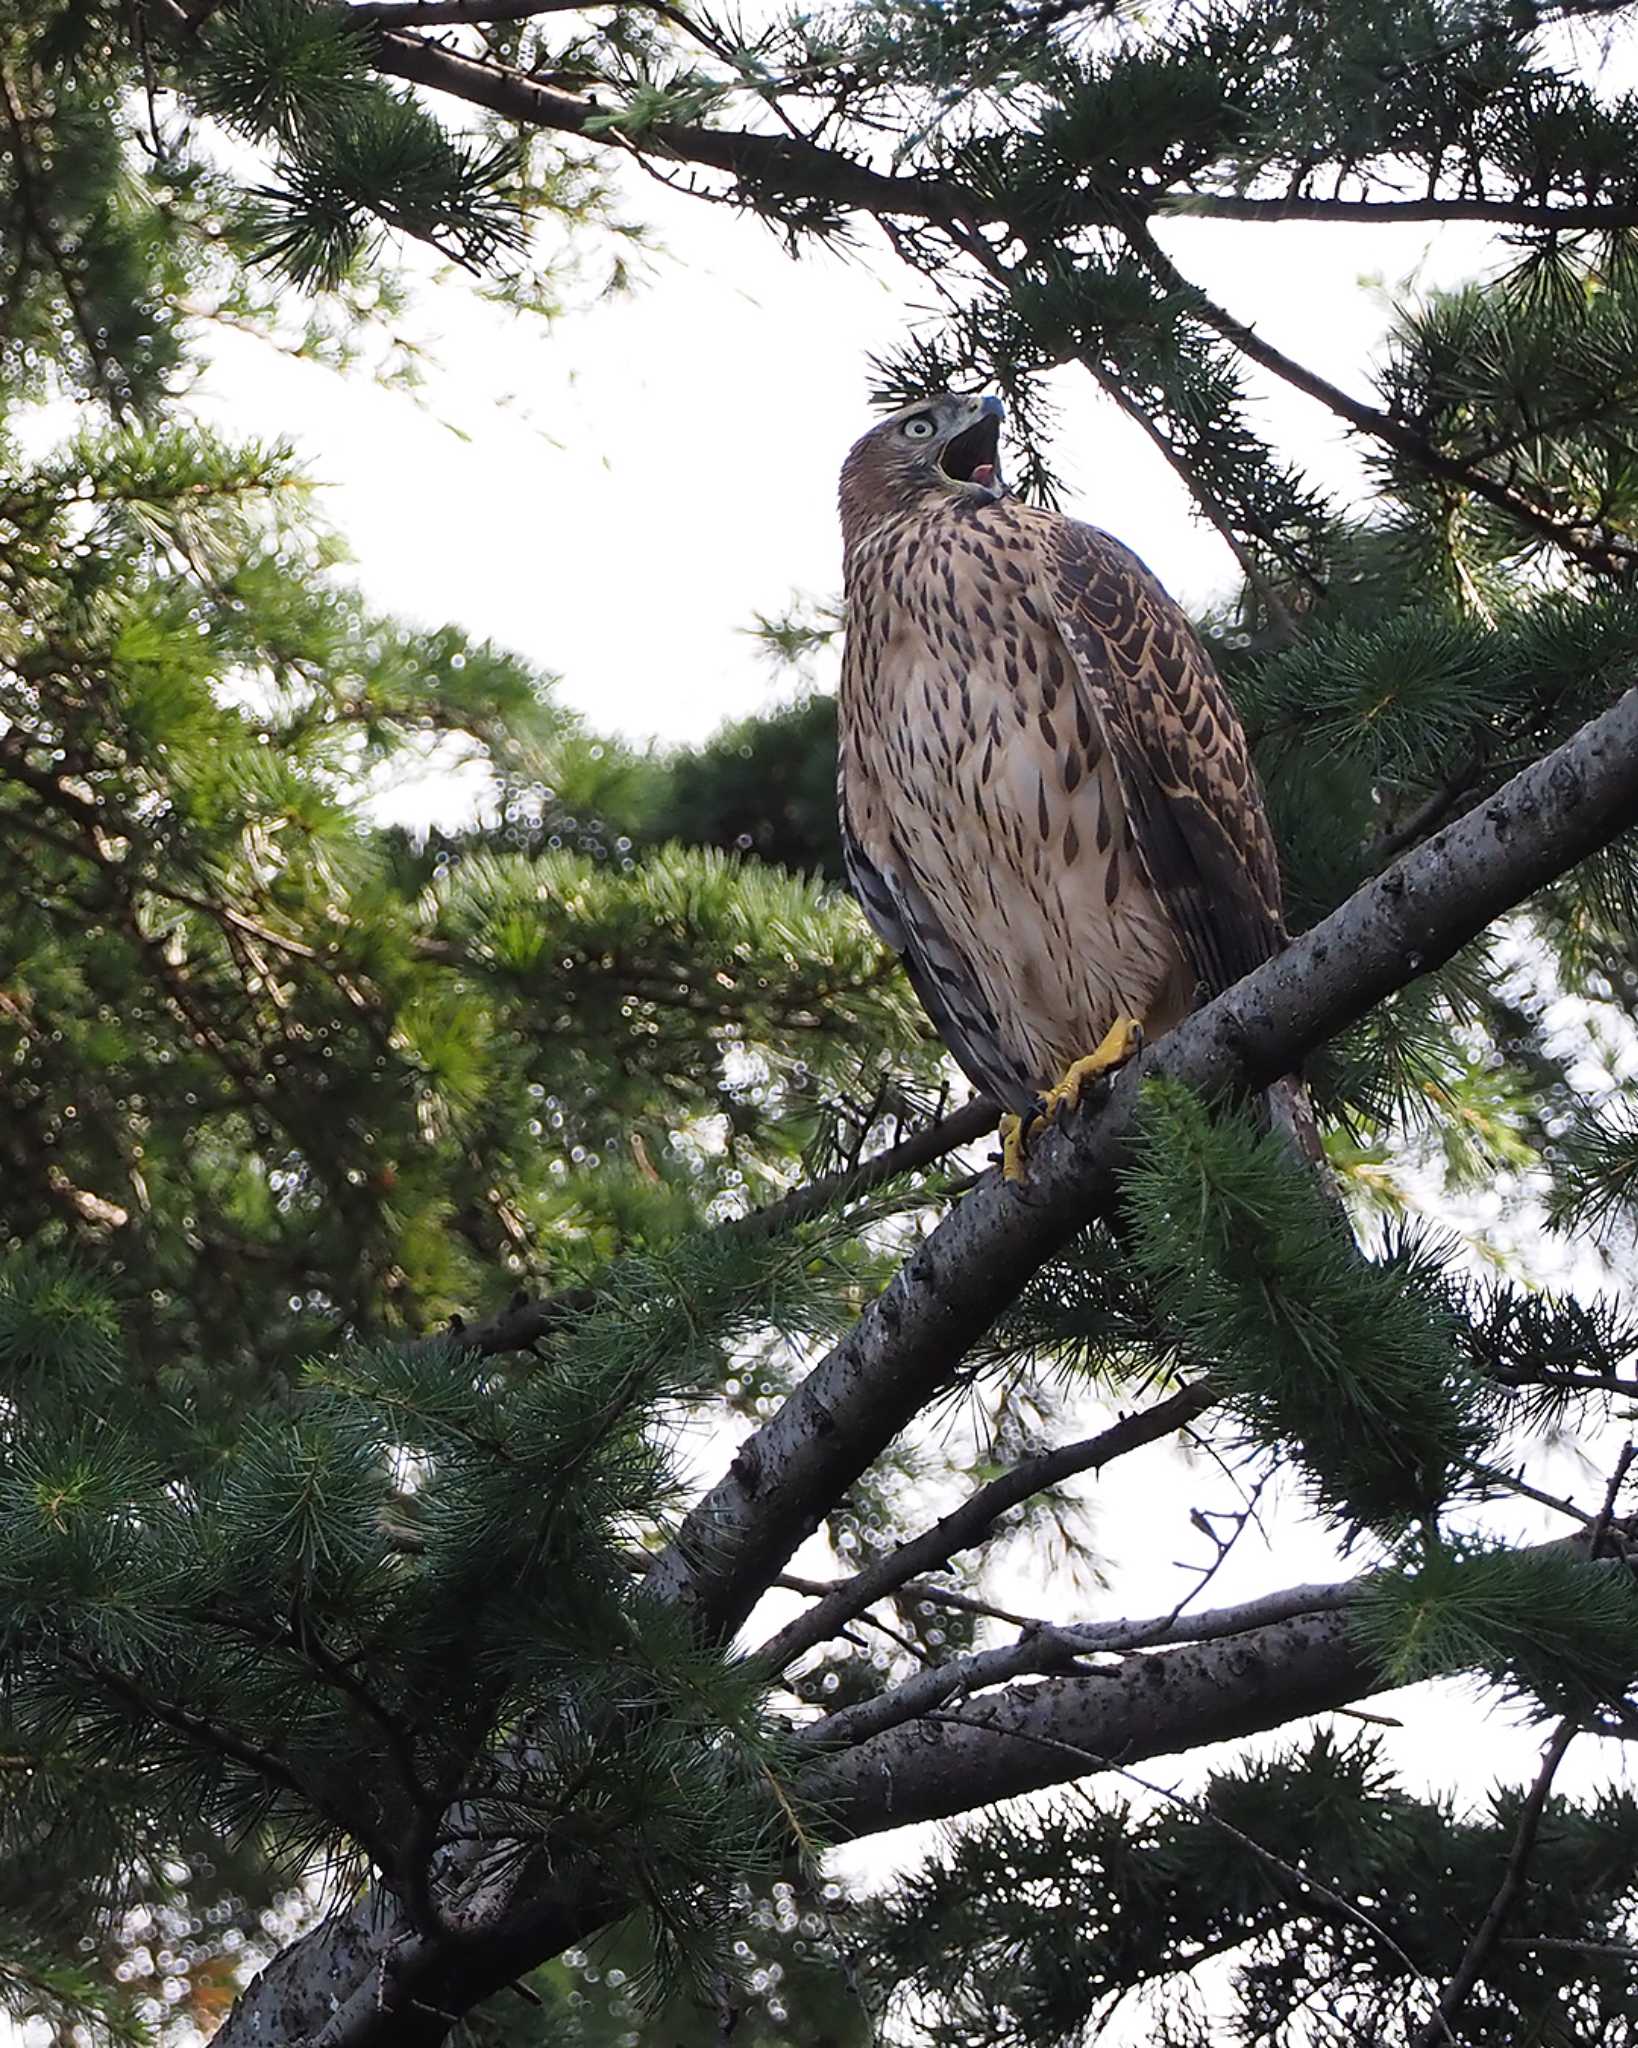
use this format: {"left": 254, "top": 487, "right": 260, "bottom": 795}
{"left": 837, "top": 390, "right": 1304, "bottom": 1178}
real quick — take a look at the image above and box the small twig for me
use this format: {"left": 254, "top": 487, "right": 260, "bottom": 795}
{"left": 1161, "top": 1473, "right": 1272, "bottom": 1630}
{"left": 1458, "top": 1455, "right": 1596, "bottom": 1528}
{"left": 756, "top": 1380, "right": 1217, "bottom": 1674}
{"left": 1523, "top": 1373, "right": 1638, "bottom": 1402}
{"left": 774, "top": 1571, "right": 1040, "bottom": 1632}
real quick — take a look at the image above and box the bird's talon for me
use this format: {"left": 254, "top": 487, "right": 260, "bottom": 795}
{"left": 1040, "top": 1016, "right": 1146, "bottom": 1122}
{"left": 1000, "top": 1112, "right": 1030, "bottom": 1185}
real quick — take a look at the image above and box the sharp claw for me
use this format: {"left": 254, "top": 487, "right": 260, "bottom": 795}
{"left": 1039, "top": 1017, "right": 1146, "bottom": 1124}
{"left": 1002, "top": 1021, "right": 1145, "bottom": 1185}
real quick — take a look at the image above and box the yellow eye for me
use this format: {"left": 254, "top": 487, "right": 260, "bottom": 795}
{"left": 902, "top": 415, "right": 937, "bottom": 440}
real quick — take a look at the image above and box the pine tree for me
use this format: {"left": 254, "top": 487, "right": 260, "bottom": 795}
{"left": 8, "top": 2, "right": 1638, "bottom": 2045}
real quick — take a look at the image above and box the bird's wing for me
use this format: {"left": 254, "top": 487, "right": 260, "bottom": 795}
{"left": 839, "top": 793, "right": 1032, "bottom": 1111}
{"left": 1036, "top": 514, "right": 1285, "bottom": 998}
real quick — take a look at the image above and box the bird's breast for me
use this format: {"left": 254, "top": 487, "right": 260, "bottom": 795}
{"left": 840, "top": 513, "right": 1193, "bottom": 1080}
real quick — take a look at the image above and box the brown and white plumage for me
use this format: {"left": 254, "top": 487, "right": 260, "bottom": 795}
{"left": 837, "top": 390, "right": 1300, "bottom": 1151}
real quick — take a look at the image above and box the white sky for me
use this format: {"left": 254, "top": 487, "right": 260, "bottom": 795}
{"left": 190, "top": 194, "right": 1508, "bottom": 756}
{"left": 78, "top": 28, "right": 1638, "bottom": 2034}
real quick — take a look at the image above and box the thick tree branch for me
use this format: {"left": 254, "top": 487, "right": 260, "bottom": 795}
{"left": 790, "top": 1579, "right": 1361, "bottom": 1756}
{"left": 647, "top": 687, "right": 1638, "bottom": 1641}
{"left": 218, "top": 691, "right": 1638, "bottom": 2042}
{"left": 792, "top": 1526, "right": 1631, "bottom": 1836}
{"left": 794, "top": 1605, "right": 1371, "bottom": 1831}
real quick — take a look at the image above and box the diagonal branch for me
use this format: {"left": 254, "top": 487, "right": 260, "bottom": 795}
{"left": 416, "top": 1092, "right": 996, "bottom": 1360}
{"left": 754, "top": 1377, "right": 1215, "bottom": 1673}
{"left": 1122, "top": 216, "right": 1638, "bottom": 581}
{"left": 647, "top": 687, "right": 1638, "bottom": 1641}
{"left": 370, "top": 29, "right": 969, "bottom": 221}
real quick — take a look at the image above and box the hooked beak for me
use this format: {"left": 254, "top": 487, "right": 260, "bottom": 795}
{"left": 939, "top": 395, "right": 1005, "bottom": 495}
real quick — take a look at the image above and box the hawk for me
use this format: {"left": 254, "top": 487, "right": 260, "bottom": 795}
{"left": 837, "top": 390, "right": 1305, "bottom": 1179}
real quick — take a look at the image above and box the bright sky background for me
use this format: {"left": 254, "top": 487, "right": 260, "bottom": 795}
{"left": 189, "top": 191, "right": 1508, "bottom": 750}
{"left": 71, "top": 22, "right": 1638, "bottom": 2035}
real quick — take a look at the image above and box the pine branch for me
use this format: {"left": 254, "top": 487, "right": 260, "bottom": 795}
{"left": 1518, "top": 1372, "right": 1638, "bottom": 1401}
{"left": 348, "top": 0, "right": 598, "bottom": 21}
{"left": 791, "top": 1522, "right": 1637, "bottom": 1837}
{"left": 1414, "top": 1442, "right": 1636, "bottom": 2048}
{"left": 1414, "top": 1726, "right": 1577, "bottom": 2048}
{"left": 726, "top": 1092, "right": 997, "bottom": 1243}
{"left": 0, "top": 65, "right": 127, "bottom": 415}
{"left": 754, "top": 1378, "right": 1216, "bottom": 1673}
{"left": 773, "top": 1572, "right": 1041, "bottom": 1631}
{"left": 1163, "top": 194, "right": 1638, "bottom": 231}
{"left": 418, "top": 1094, "right": 996, "bottom": 1361}
{"left": 366, "top": 29, "right": 968, "bottom": 223}
{"left": 63, "top": 1647, "right": 310, "bottom": 1802}
{"left": 1121, "top": 216, "right": 1638, "bottom": 582}
{"left": 791, "top": 1579, "right": 1360, "bottom": 1756}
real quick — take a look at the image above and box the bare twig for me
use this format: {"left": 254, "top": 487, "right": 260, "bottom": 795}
{"left": 797, "top": 1579, "right": 1360, "bottom": 1754}
{"left": 774, "top": 1571, "right": 1041, "bottom": 1631}
{"left": 1459, "top": 1455, "right": 1597, "bottom": 1528}
{"left": 755, "top": 1380, "right": 1216, "bottom": 1673}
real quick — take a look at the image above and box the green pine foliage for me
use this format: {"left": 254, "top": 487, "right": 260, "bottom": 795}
{"left": 0, "top": 413, "right": 939, "bottom": 1404}
{"left": 1358, "top": 1541, "right": 1638, "bottom": 1721}
{"left": 0, "top": 1233, "right": 866, "bottom": 2016}
{"left": 863, "top": 1730, "right": 1638, "bottom": 2048}
{"left": 1121, "top": 1082, "right": 1484, "bottom": 1537}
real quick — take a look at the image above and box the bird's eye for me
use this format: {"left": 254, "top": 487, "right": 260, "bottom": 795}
{"left": 902, "top": 415, "right": 937, "bottom": 440}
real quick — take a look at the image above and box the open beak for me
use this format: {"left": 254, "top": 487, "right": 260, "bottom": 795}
{"left": 940, "top": 401, "right": 1004, "bottom": 492}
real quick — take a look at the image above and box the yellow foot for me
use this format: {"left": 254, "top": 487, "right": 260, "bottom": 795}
{"left": 998, "top": 1018, "right": 1146, "bottom": 1186}
{"left": 1039, "top": 1016, "right": 1146, "bottom": 1122}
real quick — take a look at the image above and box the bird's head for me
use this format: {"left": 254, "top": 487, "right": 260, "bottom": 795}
{"left": 839, "top": 391, "right": 1006, "bottom": 543}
